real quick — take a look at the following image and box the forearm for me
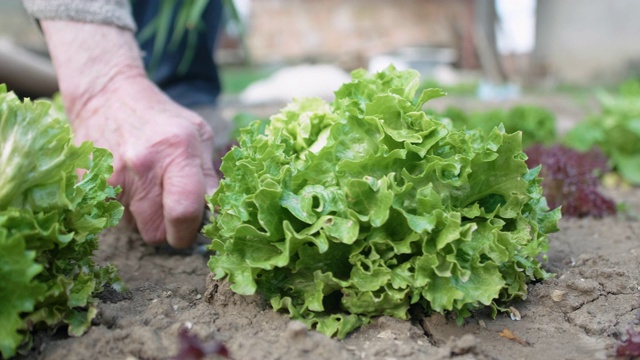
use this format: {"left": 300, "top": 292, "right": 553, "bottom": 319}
{"left": 40, "top": 20, "right": 148, "bottom": 122}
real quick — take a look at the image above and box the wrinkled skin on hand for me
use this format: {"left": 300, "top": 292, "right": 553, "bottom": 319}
{"left": 71, "top": 78, "right": 217, "bottom": 247}
{"left": 41, "top": 21, "right": 217, "bottom": 248}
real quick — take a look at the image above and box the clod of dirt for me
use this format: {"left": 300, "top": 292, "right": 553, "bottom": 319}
{"left": 566, "top": 277, "right": 601, "bottom": 294}
{"left": 449, "top": 334, "right": 478, "bottom": 354}
{"left": 434, "top": 334, "right": 495, "bottom": 359}
{"left": 97, "top": 284, "right": 133, "bottom": 304}
{"left": 282, "top": 321, "right": 308, "bottom": 339}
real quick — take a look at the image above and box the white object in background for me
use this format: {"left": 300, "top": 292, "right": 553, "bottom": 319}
{"left": 495, "top": 0, "right": 536, "bottom": 54}
{"left": 477, "top": 80, "right": 521, "bottom": 101}
{"left": 368, "top": 55, "right": 410, "bottom": 73}
{"left": 239, "top": 64, "right": 351, "bottom": 105}
{"left": 368, "top": 46, "right": 457, "bottom": 80}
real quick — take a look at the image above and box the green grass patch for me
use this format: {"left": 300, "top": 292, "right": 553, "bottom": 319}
{"left": 220, "top": 65, "right": 275, "bottom": 94}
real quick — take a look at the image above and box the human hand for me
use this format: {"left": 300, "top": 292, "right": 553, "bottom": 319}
{"left": 41, "top": 21, "right": 217, "bottom": 248}
{"left": 69, "top": 77, "right": 218, "bottom": 248}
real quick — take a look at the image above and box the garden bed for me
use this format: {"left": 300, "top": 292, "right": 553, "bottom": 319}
{"left": 18, "top": 93, "right": 640, "bottom": 360}
{"left": 20, "top": 187, "right": 639, "bottom": 360}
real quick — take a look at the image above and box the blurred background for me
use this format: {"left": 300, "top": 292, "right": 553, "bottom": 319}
{"left": 1, "top": 0, "right": 640, "bottom": 109}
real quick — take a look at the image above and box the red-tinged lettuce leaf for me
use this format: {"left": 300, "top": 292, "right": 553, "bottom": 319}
{"left": 616, "top": 308, "right": 640, "bottom": 358}
{"left": 172, "top": 327, "right": 229, "bottom": 360}
{"left": 205, "top": 66, "right": 560, "bottom": 339}
{"left": 617, "top": 329, "right": 640, "bottom": 358}
{"left": 0, "top": 86, "right": 123, "bottom": 358}
{"left": 525, "top": 144, "right": 616, "bottom": 218}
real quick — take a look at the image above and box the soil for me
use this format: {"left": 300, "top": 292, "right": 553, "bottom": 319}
{"left": 18, "top": 95, "right": 640, "bottom": 360}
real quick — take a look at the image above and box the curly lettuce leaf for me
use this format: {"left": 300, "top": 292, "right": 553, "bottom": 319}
{"left": 0, "top": 230, "right": 45, "bottom": 357}
{"left": 205, "top": 66, "right": 560, "bottom": 339}
{"left": 0, "top": 86, "right": 123, "bottom": 358}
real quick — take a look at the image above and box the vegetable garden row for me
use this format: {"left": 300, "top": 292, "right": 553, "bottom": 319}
{"left": 1, "top": 66, "right": 639, "bottom": 359}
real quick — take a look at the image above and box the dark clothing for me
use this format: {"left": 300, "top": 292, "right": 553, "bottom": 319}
{"left": 132, "top": 1, "right": 223, "bottom": 108}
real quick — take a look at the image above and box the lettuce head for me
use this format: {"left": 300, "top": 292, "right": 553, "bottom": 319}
{"left": 204, "top": 67, "right": 560, "bottom": 338}
{"left": 0, "top": 85, "right": 123, "bottom": 358}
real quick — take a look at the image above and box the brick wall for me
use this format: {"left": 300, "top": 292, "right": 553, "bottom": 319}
{"left": 244, "top": 0, "right": 471, "bottom": 67}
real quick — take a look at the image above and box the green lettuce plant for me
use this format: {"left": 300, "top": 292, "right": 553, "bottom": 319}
{"left": 433, "top": 104, "right": 557, "bottom": 148}
{"left": 0, "top": 85, "right": 123, "bottom": 358}
{"left": 563, "top": 80, "right": 640, "bottom": 185}
{"left": 204, "top": 66, "right": 560, "bottom": 338}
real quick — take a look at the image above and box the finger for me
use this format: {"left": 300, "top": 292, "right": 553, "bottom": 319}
{"left": 108, "top": 153, "right": 155, "bottom": 235}
{"left": 128, "top": 180, "right": 166, "bottom": 245}
{"left": 162, "top": 158, "right": 206, "bottom": 248}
